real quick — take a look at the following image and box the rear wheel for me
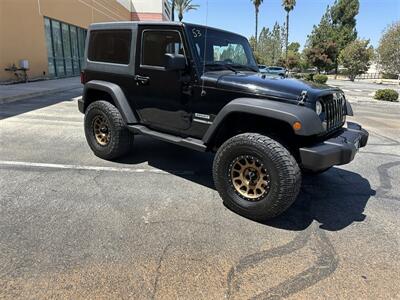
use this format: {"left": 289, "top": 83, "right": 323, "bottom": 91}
{"left": 213, "top": 133, "right": 301, "bottom": 221}
{"left": 84, "top": 101, "right": 133, "bottom": 160}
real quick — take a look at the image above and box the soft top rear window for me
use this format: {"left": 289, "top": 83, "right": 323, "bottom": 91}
{"left": 88, "top": 29, "right": 131, "bottom": 64}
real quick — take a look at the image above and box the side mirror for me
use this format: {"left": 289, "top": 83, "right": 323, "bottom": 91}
{"left": 164, "top": 53, "right": 186, "bottom": 71}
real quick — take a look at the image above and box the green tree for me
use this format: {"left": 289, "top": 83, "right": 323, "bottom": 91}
{"left": 377, "top": 21, "right": 400, "bottom": 75}
{"left": 271, "top": 22, "right": 284, "bottom": 64}
{"left": 304, "top": 7, "right": 338, "bottom": 72}
{"left": 288, "top": 42, "right": 300, "bottom": 52}
{"left": 251, "top": 0, "right": 264, "bottom": 47}
{"left": 330, "top": 0, "right": 359, "bottom": 74}
{"left": 339, "top": 39, "right": 374, "bottom": 81}
{"left": 305, "top": 41, "right": 338, "bottom": 73}
{"left": 282, "top": 0, "right": 296, "bottom": 61}
{"left": 279, "top": 42, "right": 301, "bottom": 70}
{"left": 253, "top": 23, "right": 286, "bottom": 66}
{"left": 173, "top": 0, "right": 199, "bottom": 21}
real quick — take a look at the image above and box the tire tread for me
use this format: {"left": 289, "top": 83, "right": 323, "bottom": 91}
{"left": 213, "top": 133, "right": 301, "bottom": 220}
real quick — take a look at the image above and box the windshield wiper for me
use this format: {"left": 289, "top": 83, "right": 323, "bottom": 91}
{"left": 204, "top": 63, "right": 239, "bottom": 73}
{"left": 229, "top": 64, "right": 259, "bottom": 72}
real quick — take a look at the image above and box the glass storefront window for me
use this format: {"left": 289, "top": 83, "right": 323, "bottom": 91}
{"left": 44, "top": 18, "right": 55, "bottom": 77}
{"left": 77, "top": 28, "right": 86, "bottom": 71}
{"left": 43, "top": 17, "right": 86, "bottom": 78}
{"left": 62, "top": 23, "right": 73, "bottom": 76}
{"left": 70, "top": 26, "right": 80, "bottom": 75}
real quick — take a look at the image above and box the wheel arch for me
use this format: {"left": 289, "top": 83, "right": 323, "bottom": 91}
{"left": 82, "top": 80, "right": 137, "bottom": 124}
{"left": 206, "top": 112, "right": 296, "bottom": 150}
{"left": 203, "top": 98, "right": 324, "bottom": 148}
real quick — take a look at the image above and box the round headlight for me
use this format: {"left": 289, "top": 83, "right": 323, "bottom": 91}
{"left": 316, "top": 101, "right": 323, "bottom": 116}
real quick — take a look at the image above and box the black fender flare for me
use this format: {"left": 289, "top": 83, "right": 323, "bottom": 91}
{"left": 202, "top": 98, "right": 324, "bottom": 144}
{"left": 82, "top": 80, "right": 137, "bottom": 124}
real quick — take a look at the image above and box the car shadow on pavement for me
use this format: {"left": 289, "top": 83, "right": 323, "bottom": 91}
{"left": 264, "top": 168, "right": 376, "bottom": 231}
{"left": 118, "top": 136, "right": 376, "bottom": 232}
{"left": 0, "top": 88, "right": 82, "bottom": 120}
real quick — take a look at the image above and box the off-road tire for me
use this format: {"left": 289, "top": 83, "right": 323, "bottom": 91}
{"left": 213, "top": 133, "right": 302, "bottom": 221}
{"left": 84, "top": 100, "right": 133, "bottom": 160}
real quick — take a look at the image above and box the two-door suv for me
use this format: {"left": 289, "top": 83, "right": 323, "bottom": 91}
{"left": 78, "top": 21, "right": 368, "bottom": 220}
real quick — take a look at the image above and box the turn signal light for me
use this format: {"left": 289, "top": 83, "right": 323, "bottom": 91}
{"left": 293, "top": 121, "right": 302, "bottom": 131}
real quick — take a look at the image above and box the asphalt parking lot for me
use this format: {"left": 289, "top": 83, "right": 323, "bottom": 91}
{"left": 0, "top": 85, "right": 399, "bottom": 299}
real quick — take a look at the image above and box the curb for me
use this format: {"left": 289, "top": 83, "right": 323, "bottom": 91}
{"left": 0, "top": 85, "right": 82, "bottom": 104}
{"left": 348, "top": 99, "right": 399, "bottom": 106}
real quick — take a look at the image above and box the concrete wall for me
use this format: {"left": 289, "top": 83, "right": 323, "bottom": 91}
{"left": 130, "top": 0, "right": 170, "bottom": 21}
{"left": 0, "top": 0, "right": 131, "bottom": 82}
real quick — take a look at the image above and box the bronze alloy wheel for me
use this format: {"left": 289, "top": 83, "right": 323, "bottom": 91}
{"left": 229, "top": 155, "right": 271, "bottom": 201}
{"left": 93, "top": 114, "right": 111, "bottom": 146}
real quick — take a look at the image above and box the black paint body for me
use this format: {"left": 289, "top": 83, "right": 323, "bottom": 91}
{"left": 84, "top": 23, "right": 343, "bottom": 140}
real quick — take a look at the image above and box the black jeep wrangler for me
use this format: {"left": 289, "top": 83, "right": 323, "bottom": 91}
{"left": 78, "top": 21, "right": 368, "bottom": 220}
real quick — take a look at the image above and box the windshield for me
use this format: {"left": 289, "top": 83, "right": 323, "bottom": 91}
{"left": 185, "top": 25, "right": 258, "bottom": 72}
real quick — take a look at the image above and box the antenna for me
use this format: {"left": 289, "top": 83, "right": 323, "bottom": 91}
{"left": 200, "top": 0, "right": 209, "bottom": 97}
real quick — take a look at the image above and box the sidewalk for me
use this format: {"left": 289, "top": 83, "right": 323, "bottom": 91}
{"left": 0, "top": 77, "right": 82, "bottom": 104}
{"left": 327, "top": 75, "right": 400, "bottom": 86}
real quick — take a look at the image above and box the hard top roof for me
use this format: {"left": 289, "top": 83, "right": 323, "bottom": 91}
{"left": 88, "top": 21, "right": 247, "bottom": 39}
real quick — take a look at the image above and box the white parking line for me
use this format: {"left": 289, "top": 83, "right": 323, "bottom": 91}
{"left": 0, "top": 160, "right": 194, "bottom": 175}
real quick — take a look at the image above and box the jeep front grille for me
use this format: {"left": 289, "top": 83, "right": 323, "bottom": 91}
{"left": 321, "top": 93, "right": 346, "bottom": 132}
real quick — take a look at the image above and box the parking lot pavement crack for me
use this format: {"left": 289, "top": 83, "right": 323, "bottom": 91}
{"left": 362, "top": 151, "right": 400, "bottom": 159}
{"left": 92, "top": 172, "right": 108, "bottom": 202}
{"left": 152, "top": 242, "right": 172, "bottom": 300}
{"left": 250, "top": 228, "right": 338, "bottom": 300}
{"left": 364, "top": 130, "right": 400, "bottom": 147}
{"left": 226, "top": 224, "right": 339, "bottom": 300}
{"left": 376, "top": 161, "right": 400, "bottom": 202}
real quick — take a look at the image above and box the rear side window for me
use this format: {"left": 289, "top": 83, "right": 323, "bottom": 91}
{"left": 88, "top": 30, "right": 131, "bottom": 64}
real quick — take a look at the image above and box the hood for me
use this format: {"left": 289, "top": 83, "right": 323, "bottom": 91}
{"left": 205, "top": 72, "right": 340, "bottom": 102}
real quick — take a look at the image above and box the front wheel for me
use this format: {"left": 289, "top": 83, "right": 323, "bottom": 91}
{"left": 213, "top": 133, "right": 302, "bottom": 221}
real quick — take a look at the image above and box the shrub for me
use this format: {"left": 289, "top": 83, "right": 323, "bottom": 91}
{"left": 374, "top": 89, "right": 399, "bottom": 102}
{"left": 304, "top": 73, "right": 315, "bottom": 81}
{"left": 313, "top": 74, "right": 328, "bottom": 84}
{"left": 292, "top": 73, "right": 302, "bottom": 79}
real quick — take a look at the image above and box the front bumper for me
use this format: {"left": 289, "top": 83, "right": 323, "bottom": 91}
{"left": 299, "top": 122, "right": 369, "bottom": 171}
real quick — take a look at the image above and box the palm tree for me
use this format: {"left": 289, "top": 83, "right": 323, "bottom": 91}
{"left": 251, "top": 0, "right": 263, "bottom": 48}
{"left": 282, "top": 0, "right": 296, "bottom": 60}
{"left": 170, "top": 0, "right": 175, "bottom": 21}
{"left": 173, "top": 0, "right": 199, "bottom": 22}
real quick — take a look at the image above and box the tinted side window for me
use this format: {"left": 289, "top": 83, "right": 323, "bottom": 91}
{"left": 88, "top": 30, "right": 131, "bottom": 64}
{"left": 141, "top": 31, "right": 184, "bottom": 67}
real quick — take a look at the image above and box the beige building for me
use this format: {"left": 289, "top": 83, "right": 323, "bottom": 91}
{"left": 0, "top": 0, "right": 171, "bottom": 82}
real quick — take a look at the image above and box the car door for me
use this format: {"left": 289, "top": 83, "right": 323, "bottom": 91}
{"left": 133, "top": 27, "right": 193, "bottom": 134}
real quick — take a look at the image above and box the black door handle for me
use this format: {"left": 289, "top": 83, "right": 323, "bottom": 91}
{"left": 134, "top": 75, "right": 150, "bottom": 85}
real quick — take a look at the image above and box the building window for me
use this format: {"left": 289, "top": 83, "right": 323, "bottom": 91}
{"left": 88, "top": 30, "right": 132, "bottom": 64}
{"left": 43, "top": 17, "right": 86, "bottom": 78}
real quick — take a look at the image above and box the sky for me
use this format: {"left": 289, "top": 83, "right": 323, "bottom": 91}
{"left": 183, "top": 0, "right": 400, "bottom": 48}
